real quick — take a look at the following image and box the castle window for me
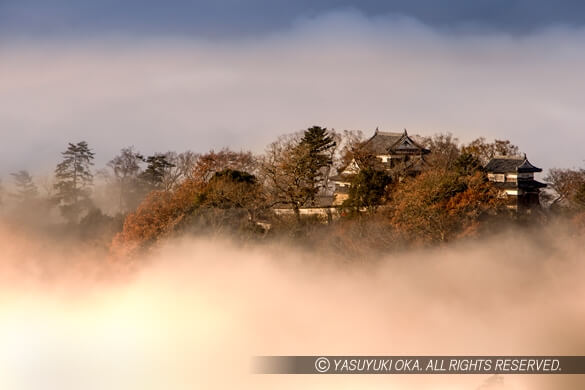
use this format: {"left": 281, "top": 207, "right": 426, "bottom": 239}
{"left": 488, "top": 173, "right": 505, "bottom": 182}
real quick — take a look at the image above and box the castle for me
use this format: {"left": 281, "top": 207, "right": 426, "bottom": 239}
{"left": 331, "top": 128, "right": 430, "bottom": 205}
{"left": 331, "top": 129, "right": 546, "bottom": 211}
{"left": 484, "top": 155, "right": 547, "bottom": 212}
{"left": 272, "top": 129, "right": 547, "bottom": 219}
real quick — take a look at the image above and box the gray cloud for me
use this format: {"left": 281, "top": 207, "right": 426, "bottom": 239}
{"left": 1, "top": 11, "right": 585, "bottom": 177}
{"left": 3, "top": 0, "right": 585, "bottom": 38}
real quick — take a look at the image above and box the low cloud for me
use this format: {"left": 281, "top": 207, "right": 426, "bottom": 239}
{"left": 0, "top": 223, "right": 584, "bottom": 389}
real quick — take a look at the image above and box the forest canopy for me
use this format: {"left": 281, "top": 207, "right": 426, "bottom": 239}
{"left": 0, "top": 126, "right": 580, "bottom": 261}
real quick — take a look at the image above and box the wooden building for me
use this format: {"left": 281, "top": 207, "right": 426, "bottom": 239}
{"left": 331, "top": 128, "right": 430, "bottom": 205}
{"left": 485, "top": 155, "right": 547, "bottom": 212}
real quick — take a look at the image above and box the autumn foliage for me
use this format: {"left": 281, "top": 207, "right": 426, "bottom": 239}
{"left": 390, "top": 170, "right": 506, "bottom": 243}
{"left": 111, "top": 144, "right": 274, "bottom": 256}
{"left": 110, "top": 179, "right": 204, "bottom": 257}
{"left": 105, "top": 131, "right": 553, "bottom": 259}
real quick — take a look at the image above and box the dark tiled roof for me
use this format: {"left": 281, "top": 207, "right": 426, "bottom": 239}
{"left": 363, "top": 129, "right": 430, "bottom": 155}
{"left": 485, "top": 156, "right": 542, "bottom": 173}
{"left": 363, "top": 131, "right": 402, "bottom": 154}
{"left": 517, "top": 159, "right": 543, "bottom": 173}
{"left": 518, "top": 179, "right": 547, "bottom": 189}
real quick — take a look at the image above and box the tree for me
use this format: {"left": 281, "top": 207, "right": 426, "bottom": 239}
{"left": 337, "top": 129, "right": 364, "bottom": 169}
{"left": 204, "top": 169, "right": 262, "bottom": 210}
{"left": 343, "top": 167, "right": 392, "bottom": 214}
{"left": 261, "top": 126, "right": 337, "bottom": 223}
{"left": 38, "top": 174, "right": 56, "bottom": 199}
{"left": 168, "top": 151, "right": 200, "bottom": 182}
{"left": 262, "top": 137, "right": 312, "bottom": 222}
{"left": 339, "top": 132, "right": 395, "bottom": 215}
{"left": 462, "top": 137, "right": 520, "bottom": 165}
{"left": 107, "top": 147, "right": 144, "bottom": 212}
{"left": 544, "top": 168, "right": 585, "bottom": 210}
{"left": 150, "top": 151, "right": 202, "bottom": 191}
{"left": 298, "top": 126, "right": 337, "bottom": 194}
{"left": 340, "top": 134, "right": 388, "bottom": 175}
{"left": 54, "top": 141, "right": 95, "bottom": 222}
{"left": 188, "top": 169, "right": 268, "bottom": 233}
{"left": 573, "top": 183, "right": 585, "bottom": 210}
{"left": 139, "top": 154, "right": 176, "bottom": 191}
{"left": 390, "top": 169, "right": 505, "bottom": 243}
{"left": 111, "top": 180, "right": 204, "bottom": 258}
{"left": 111, "top": 149, "right": 261, "bottom": 258}
{"left": 453, "top": 151, "right": 484, "bottom": 176}
{"left": 192, "top": 149, "right": 257, "bottom": 184}
{"left": 111, "top": 167, "right": 267, "bottom": 258}
{"left": 10, "top": 170, "right": 38, "bottom": 202}
{"left": 262, "top": 133, "right": 325, "bottom": 220}
{"left": 422, "top": 133, "right": 460, "bottom": 170}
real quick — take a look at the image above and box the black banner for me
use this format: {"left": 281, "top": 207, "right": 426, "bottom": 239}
{"left": 253, "top": 356, "right": 585, "bottom": 374}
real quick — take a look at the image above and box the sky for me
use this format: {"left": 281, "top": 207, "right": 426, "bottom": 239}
{"left": 1, "top": 1, "right": 585, "bottom": 177}
{"left": 4, "top": 0, "right": 585, "bottom": 37}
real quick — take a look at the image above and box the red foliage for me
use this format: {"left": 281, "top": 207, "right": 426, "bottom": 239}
{"left": 110, "top": 179, "right": 203, "bottom": 258}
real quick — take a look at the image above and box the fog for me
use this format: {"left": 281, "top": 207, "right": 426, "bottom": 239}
{"left": 2, "top": 11, "right": 585, "bottom": 176}
{"left": 1, "top": 222, "right": 584, "bottom": 389}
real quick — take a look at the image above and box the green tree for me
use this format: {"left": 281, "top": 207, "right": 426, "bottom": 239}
{"left": 299, "top": 125, "right": 338, "bottom": 197}
{"left": 453, "top": 151, "right": 484, "bottom": 176}
{"left": 298, "top": 126, "right": 337, "bottom": 192}
{"left": 300, "top": 126, "right": 336, "bottom": 164}
{"left": 54, "top": 141, "right": 95, "bottom": 222}
{"left": 343, "top": 168, "right": 392, "bottom": 214}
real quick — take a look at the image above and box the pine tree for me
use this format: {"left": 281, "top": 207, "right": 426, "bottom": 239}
{"left": 299, "top": 126, "right": 336, "bottom": 172}
{"left": 297, "top": 126, "right": 337, "bottom": 203}
{"left": 10, "top": 170, "right": 38, "bottom": 201}
{"left": 139, "top": 154, "right": 175, "bottom": 191}
{"left": 54, "top": 141, "right": 95, "bottom": 222}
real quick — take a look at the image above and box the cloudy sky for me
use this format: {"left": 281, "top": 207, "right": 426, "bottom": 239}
{"left": 1, "top": 0, "right": 584, "bottom": 176}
